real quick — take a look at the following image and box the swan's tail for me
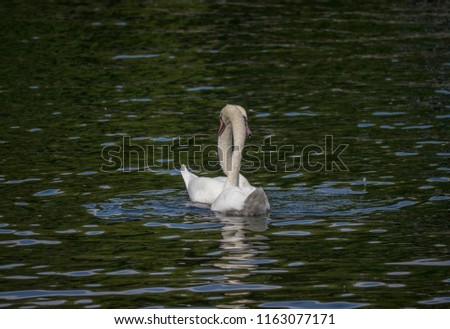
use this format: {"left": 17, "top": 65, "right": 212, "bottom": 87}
{"left": 180, "top": 164, "right": 196, "bottom": 189}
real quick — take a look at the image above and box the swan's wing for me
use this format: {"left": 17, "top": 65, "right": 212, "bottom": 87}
{"left": 181, "top": 166, "right": 232, "bottom": 204}
{"left": 187, "top": 177, "right": 225, "bottom": 204}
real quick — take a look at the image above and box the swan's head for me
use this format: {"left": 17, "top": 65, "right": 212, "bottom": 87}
{"left": 218, "top": 104, "right": 252, "bottom": 137}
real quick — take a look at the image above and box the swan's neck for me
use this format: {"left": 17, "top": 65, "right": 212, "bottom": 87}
{"left": 218, "top": 108, "right": 246, "bottom": 189}
{"left": 218, "top": 123, "right": 232, "bottom": 176}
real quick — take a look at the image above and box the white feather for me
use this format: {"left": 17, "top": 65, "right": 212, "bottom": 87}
{"left": 180, "top": 165, "right": 250, "bottom": 205}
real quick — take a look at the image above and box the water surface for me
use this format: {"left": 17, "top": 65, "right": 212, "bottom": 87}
{"left": 0, "top": 1, "right": 449, "bottom": 308}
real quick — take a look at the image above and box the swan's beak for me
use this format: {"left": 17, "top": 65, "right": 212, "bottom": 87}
{"left": 218, "top": 116, "right": 226, "bottom": 136}
{"left": 246, "top": 123, "right": 252, "bottom": 138}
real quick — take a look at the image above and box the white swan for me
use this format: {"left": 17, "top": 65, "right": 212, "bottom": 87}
{"left": 210, "top": 105, "right": 270, "bottom": 216}
{"left": 181, "top": 104, "right": 254, "bottom": 205}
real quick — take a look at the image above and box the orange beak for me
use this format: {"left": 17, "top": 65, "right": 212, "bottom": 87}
{"left": 218, "top": 116, "right": 226, "bottom": 136}
{"left": 245, "top": 122, "right": 252, "bottom": 137}
{"left": 218, "top": 115, "right": 252, "bottom": 138}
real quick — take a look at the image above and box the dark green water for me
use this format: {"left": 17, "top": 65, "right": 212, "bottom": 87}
{"left": 0, "top": 1, "right": 449, "bottom": 308}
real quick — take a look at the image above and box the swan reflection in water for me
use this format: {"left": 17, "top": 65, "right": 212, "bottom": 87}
{"left": 212, "top": 215, "right": 270, "bottom": 308}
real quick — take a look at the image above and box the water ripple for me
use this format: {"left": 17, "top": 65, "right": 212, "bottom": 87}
{"left": 418, "top": 296, "right": 450, "bottom": 305}
{"left": 426, "top": 177, "right": 449, "bottom": 183}
{"left": 0, "top": 283, "right": 280, "bottom": 301}
{"left": 0, "top": 229, "right": 16, "bottom": 234}
{"left": 402, "top": 125, "right": 433, "bottom": 130}
{"left": 4, "top": 178, "right": 41, "bottom": 184}
{"left": 260, "top": 300, "right": 369, "bottom": 309}
{"left": 86, "top": 187, "right": 417, "bottom": 223}
{"left": 29, "top": 300, "right": 66, "bottom": 307}
{"left": 118, "top": 98, "right": 152, "bottom": 103}
{"left": 107, "top": 270, "right": 141, "bottom": 276}
{"left": 0, "top": 263, "right": 26, "bottom": 270}
{"left": 387, "top": 271, "right": 410, "bottom": 276}
{"left": 62, "top": 269, "right": 103, "bottom": 277}
{"left": 387, "top": 259, "right": 450, "bottom": 266}
{"left": 187, "top": 283, "right": 280, "bottom": 292}
{"left": 229, "top": 259, "right": 277, "bottom": 265}
{"left": 354, "top": 281, "right": 386, "bottom": 288}
{"left": 272, "top": 230, "right": 312, "bottom": 236}
{"left": 0, "top": 239, "right": 61, "bottom": 247}
{"left": 272, "top": 219, "right": 322, "bottom": 226}
{"left": 357, "top": 123, "right": 376, "bottom": 128}
{"left": 33, "top": 189, "right": 63, "bottom": 197}
{"left": 284, "top": 112, "right": 317, "bottom": 117}
{"left": 77, "top": 171, "right": 97, "bottom": 176}
{"left": 372, "top": 111, "right": 405, "bottom": 116}
{"left": 5, "top": 275, "right": 38, "bottom": 280}
{"left": 186, "top": 86, "right": 223, "bottom": 92}
{"left": 113, "top": 54, "right": 160, "bottom": 59}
